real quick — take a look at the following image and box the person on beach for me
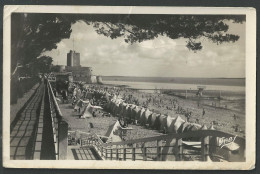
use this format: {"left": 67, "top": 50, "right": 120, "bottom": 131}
{"left": 233, "top": 114, "right": 237, "bottom": 120}
{"left": 202, "top": 108, "right": 205, "bottom": 116}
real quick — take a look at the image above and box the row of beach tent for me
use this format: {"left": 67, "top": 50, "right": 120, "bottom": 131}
{"left": 73, "top": 99, "right": 103, "bottom": 119}
{"left": 104, "top": 95, "right": 243, "bottom": 158}
{"left": 104, "top": 95, "right": 212, "bottom": 135}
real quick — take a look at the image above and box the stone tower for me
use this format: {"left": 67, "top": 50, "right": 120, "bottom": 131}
{"left": 67, "top": 50, "right": 80, "bottom": 67}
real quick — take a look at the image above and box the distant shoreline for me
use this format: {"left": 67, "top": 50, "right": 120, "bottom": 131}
{"left": 101, "top": 76, "right": 245, "bottom": 87}
{"left": 102, "top": 75, "right": 245, "bottom": 79}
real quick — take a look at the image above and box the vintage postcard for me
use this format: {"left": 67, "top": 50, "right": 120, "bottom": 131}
{"left": 3, "top": 6, "right": 256, "bottom": 169}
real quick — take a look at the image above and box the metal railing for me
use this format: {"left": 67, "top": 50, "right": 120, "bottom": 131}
{"left": 79, "top": 129, "right": 245, "bottom": 162}
{"left": 46, "top": 80, "right": 69, "bottom": 160}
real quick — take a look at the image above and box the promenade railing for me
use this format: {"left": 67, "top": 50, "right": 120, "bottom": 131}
{"left": 46, "top": 80, "right": 69, "bottom": 160}
{"left": 78, "top": 130, "right": 245, "bottom": 162}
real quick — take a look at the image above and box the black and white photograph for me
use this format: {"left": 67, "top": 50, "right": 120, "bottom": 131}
{"left": 3, "top": 6, "right": 256, "bottom": 169}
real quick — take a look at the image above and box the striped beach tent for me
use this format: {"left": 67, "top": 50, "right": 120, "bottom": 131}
{"left": 140, "top": 109, "right": 152, "bottom": 126}
{"left": 159, "top": 115, "right": 168, "bottom": 133}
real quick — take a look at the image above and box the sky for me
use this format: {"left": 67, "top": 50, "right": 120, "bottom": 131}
{"left": 43, "top": 19, "right": 245, "bottom": 78}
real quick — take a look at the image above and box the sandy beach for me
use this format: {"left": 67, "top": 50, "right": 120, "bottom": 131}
{"left": 58, "top": 82, "right": 245, "bottom": 139}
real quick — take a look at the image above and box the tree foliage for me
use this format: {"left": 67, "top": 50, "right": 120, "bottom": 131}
{"left": 11, "top": 13, "right": 245, "bottom": 73}
{"left": 29, "top": 56, "right": 53, "bottom": 74}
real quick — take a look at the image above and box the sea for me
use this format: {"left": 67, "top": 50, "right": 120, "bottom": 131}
{"left": 102, "top": 76, "right": 245, "bottom": 92}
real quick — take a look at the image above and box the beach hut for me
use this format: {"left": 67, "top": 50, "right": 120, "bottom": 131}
{"left": 148, "top": 113, "right": 161, "bottom": 129}
{"left": 159, "top": 115, "right": 168, "bottom": 133}
{"left": 140, "top": 109, "right": 152, "bottom": 126}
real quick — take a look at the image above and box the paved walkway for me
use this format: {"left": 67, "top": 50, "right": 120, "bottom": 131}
{"left": 10, "top": 83, "right": 40, "bottom": 124}
{"left": 10, "top": 83, "right": 44, "bottom": 160}
{"left": 67, "top": 145, "right": 102, "bottom": 160}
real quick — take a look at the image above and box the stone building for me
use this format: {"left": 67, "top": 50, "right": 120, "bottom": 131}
{"left": 52, "top": 50, "right": 102, "bottom": 84}
{"left": 67, "top": 50, "right": 80, "bottom": 67}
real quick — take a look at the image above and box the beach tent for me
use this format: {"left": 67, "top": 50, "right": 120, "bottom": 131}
{"left": 200, "top": 124, "right": 208, "bottom": 130}
{"left": 81, "top": 103, "right": 103, "bottom": 119}
{"left": 110, "top": 100, "right": 118, "bottom": 115}
{"left": 104, "top": 121, "right": 123, "bottom": 142}
{"left": 129, "top": 105, "right": 137, "bottom": 122}
{"left": 182, "top": 123, "right": 193, "bottom": 133}
{"left": 112, "top": 100, "right": 121, "bottom": 115}
{"left": 173, "top": 116, "right": 186, "bottom": 133}
{"left": 187, "top": 123, "right": 202, "bottom": 141}
{"left": 148, "top": 113, "right": 161, "bottom": 129}
{"left": 119, "top": 103, "right": 127, "bottom": 116}
{"left": 133, "top": 106, "right": 141, "bottom": 122}
{"left": 138, "top": 108, "right": 147, "bottom": 124}
{"left": 167, "top": 116, "right": 185, "bottom": 133}
{"left": 158, "top": 115, "right": 168, "bottom": 133}
{"left": 177, "top": 122, "right": 190, "bottom": 134}
{"left": 84, "top": 92, "right": 93, "bottom": 99}
{"left": 74, "top": 99, "right": 89, "bottom": 110}
{"left": 121, "top": 104, "right": 129, "bottom": 118}
{"left": 76, "top": 88, "right": 82, "bottom": 99}
{"left": 140, "top": 109, "right": 152, "bottom": 126}
{"left": 81, "top": 103, "right": 93, "bottom": 118}
{"left": 166, "top": 117, "right": 175, "bottom": 133}
{"left": 188, "top": 123, "right": 202, "bottom": 132}
{"left": 126, "top": 105, "right": 134, "bottom": 120}
{"left": 105, "top": 100, "right": 113, "bottom": 112}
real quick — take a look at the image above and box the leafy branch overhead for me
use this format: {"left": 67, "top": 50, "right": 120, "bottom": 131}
{"left": 11, "top": 13, "right": 245, "bottom": 73}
